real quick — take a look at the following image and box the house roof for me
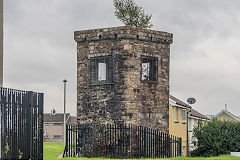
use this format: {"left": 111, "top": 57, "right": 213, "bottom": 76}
{"left": 66, "top": 116, "right": 78, "bottom": 125}
{"left": 44, "top": 113, "right": 70, "bottom": 123}
{"left": 190, "top": 108, "right": 209, "bottom": 120}
{"left": 169, "top": 95, "right": 191, "bottom": 108}
{"left": 206, "top": 115, "right": 214, "bottom": 119}
{"left": 214, "top": 110, "right": 240, "bottom": 122}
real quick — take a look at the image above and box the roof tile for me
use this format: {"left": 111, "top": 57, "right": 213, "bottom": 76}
{"left": 169, "top": 95, "right": 191, "bottom": 108}
{"left": 190, "top": 109, "right": 209, "bottom": 120}
{"left": 44, "top": 113, "right": 70, "bottom": 123}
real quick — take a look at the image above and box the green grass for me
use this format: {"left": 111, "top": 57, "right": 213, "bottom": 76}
{"left": 43, "top": 142, "right": 239, "bottom": 160}
{"left": 65, "top": 156, "right": 239, "bottom": 160}
{"left": 43, "top": 142, "right": 64, "bottom": 159}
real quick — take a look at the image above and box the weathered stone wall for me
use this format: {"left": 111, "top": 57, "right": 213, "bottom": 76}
{"left": 75, "top": 26, "right": 172, "bottom": 133}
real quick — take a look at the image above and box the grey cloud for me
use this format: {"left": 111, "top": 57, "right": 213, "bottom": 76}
{"left": 3, "top": 0, "right": 240, "bottom": 116}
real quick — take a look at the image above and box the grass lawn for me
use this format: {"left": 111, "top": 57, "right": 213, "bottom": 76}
{"left": 43, "top": 142, "right": 64, "bottom": 159}
{"left": 43, "top": 142, "right": 239, "bottom": 160}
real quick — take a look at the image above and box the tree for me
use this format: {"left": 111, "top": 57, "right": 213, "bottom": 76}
{"left": 113, "top": 0, "right": 153, "bottom": 28}
{"left": 191, "top": 119, "right": 240, "bottom": 157}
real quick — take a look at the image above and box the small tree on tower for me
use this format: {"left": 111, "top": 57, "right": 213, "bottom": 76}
{"left": 113, "top": 0, "right": 153, "bottom": 28}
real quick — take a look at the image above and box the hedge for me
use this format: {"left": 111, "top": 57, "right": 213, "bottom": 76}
{"left": 191, "top": 119, "right": 240, "bottom": 157}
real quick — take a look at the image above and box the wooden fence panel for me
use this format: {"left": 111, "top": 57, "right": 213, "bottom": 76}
{"left": 0, "top": 88, "right": 44, "bottom": 160}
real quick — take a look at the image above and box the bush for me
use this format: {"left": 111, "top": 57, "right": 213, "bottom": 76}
{"left": 190, "top": 119, "right": 240, "bottom": 157}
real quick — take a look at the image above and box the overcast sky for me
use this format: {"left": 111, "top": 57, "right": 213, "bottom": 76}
{"left": 3, "top": 0, "right": 240, "bottom": 116}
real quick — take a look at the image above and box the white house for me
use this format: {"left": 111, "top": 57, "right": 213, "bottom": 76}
{"left": 188, "top": 108, "right": 209, "bottom": 152}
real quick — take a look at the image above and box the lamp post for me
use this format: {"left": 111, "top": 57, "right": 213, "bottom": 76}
{"left": 63, "top": 79, "right": 67, "bottom": 149}
{"left": 186, "top": 97, "right": 196, "bottom": 156}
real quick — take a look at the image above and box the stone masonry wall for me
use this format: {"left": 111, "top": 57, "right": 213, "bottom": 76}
{"left": 75, "top": 26, "right": 172, "bottom": 133}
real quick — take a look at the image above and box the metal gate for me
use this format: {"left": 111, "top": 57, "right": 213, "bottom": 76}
{"left": 0, "top": 87, "right": 44, "bottom": 160}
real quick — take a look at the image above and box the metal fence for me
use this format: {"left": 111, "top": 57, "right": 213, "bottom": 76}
{"left": 64, "top": 124, "right": 182, "bottom": 158}
{"left": 0, "top": 88, "right": 44, "bottom": 160}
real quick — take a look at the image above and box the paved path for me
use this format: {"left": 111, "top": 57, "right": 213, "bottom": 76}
{"left": 57, "top": 153, "right": 63, "bottom": 158}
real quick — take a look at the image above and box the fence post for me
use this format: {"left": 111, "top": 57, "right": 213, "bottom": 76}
{"left": 178, "top": 138, "right": 182, "bottom": 157}
{"left": 27, "top": 91, "right": 34, "bottom": 159}
{"left": 143, "top": 127, "right": 146, "bottom": 158}
{"left": 64, "top": 125, "right": 68, "bottom": 157}
{"left": 38, "top": 93, "right": 44, "bottom": 159}
{"left": 0, "top": 87, "right": 2, "bottom": 159}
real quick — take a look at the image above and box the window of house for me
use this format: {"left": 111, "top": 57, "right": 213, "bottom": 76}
{"left": 89, "top": 55, "right": 114, "bottom": 85}
{"left": 141, "top": 56, "right": 158, "bottom": 82}
{"left": 44, "top": 123, "right": 50, "bottom": 126}
{"left": 54, "top": 135, "right": 63, "bottom": 139}
{"left": 174, "top": 107, "right": 178, "bottom": 122}
{"left": 188, "top": 119, "right": 191, "bottom": 130}
{"left": 53, "top": 123, "right": 62, "bottom": 126}
{"left": 182, "top": 109, "right": 186, "bottom": 123}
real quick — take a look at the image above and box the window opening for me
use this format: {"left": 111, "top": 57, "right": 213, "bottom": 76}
{"left": 188, "top": 119, "right": 191, "bottom": 130}
{"left": 98, "top": 63, "right": 106, "bottom": 81}
{"left": 54, "top": 135, "right": 63, "bottom": 139}
{"left": 174, "top": 107, "right": 178, "bottom": 122}
{"left": 141, "top": 56, "right": 158, "bottom": 82}
{"left": 182, "top": 109, "right": 186, "bottom": 123}
{"left": 89, "top": 55, "right": 114, "bottom": 85}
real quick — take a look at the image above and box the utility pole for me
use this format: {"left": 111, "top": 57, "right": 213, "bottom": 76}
{"left": 0, "top": 0, "right": 3, "bottom": 87}
{"left": 63, "top": 79, "right": 67, "bottom": 149}
{"left": 0, "top": 0, "right": 3, "bottom": 158}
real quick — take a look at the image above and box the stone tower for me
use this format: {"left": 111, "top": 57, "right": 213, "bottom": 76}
{"left": 75, "top": 26, "right": 172, "bottom": 132}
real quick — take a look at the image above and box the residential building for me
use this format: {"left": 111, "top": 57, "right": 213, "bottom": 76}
{"left": 43, "top": 111, "right": 78, "bottom": 143}
{"left": 76, "top": 26, "right": 173, "bottom": 132}
{"left": 213, "top": 109, "right": 240, "bottom": 122}
{"left": 188, "top": 108, "right": 209, "bottom": 152}
{"left": 205, "top": 114, "right": 214, "bottom": 119}
{"left": 169, "top": 95, "right": 191, "bottom": 156}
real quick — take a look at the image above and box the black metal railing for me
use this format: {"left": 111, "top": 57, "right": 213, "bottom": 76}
{"left": 0, "top": 88, "right": 44, "bottom": 160}
{"left": 64, "top": 124, "right": 181, "bottom": 158}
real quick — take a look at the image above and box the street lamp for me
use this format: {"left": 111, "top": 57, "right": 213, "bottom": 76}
{"left": 186, "top": 97, "right": 196, "bottom": 156}
{"left": 63, "top": 79, "right": 67, "bottom": 149}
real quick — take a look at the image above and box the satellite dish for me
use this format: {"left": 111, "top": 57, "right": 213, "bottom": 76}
{"left": 187, "top": 98, "right": 196, "bottom": 104}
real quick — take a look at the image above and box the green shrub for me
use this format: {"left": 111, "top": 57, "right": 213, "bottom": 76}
{"left": 190, "top": 119, "right": 240, "bottom": 157}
